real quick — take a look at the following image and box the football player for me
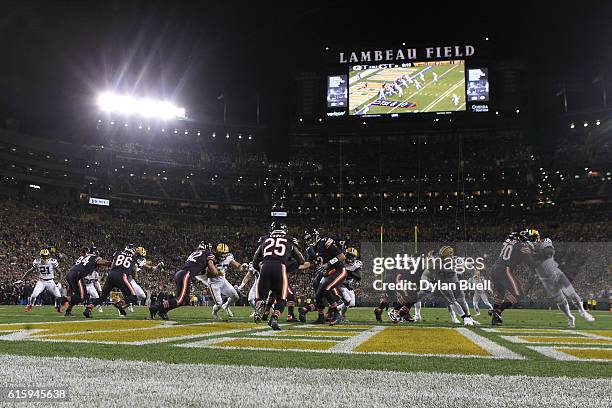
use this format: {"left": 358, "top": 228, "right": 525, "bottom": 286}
{"left": 490, "top": 229, "right": 540, "bottom": 325}
{"left": 251, "top": 221, "right": 305, "bottom": 330}
{"left": 83, "top": 269, "right": 104, "bottom": 313}
{"left": 86, "top": 246, "right": 161, "bottom": 318}
{"left": 533, "top": 238, "right": 595, "bottom": 327}
{"left": 209, "top": 243, "right": 246, "bottom": 319}
{"left": 64, "top": 247, "right": 112, "bottom": 317}
{"left": 17, "top": 247, "right": 63, "bottom": 313}
{"left": 149, "top": 242, "right": 217, "bottom": 320}
{"left": 298, "top": 228, "right": 347, "bottom": 325}
{"left": 336, "top": 247, "right": 361, "bottom": 322}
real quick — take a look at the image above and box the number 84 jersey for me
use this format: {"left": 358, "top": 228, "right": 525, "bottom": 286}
{"left": 33, "top": 257, "right": 60, "bottom": 280}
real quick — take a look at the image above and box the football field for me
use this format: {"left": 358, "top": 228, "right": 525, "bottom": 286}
{"left": 349, "top": 62, "right": 466, "bottom": 115}
{"left": 0, "top": 305, "right": 610, "bottom": 407}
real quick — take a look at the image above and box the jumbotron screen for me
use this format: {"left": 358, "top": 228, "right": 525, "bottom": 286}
{"left": 348, "top": 60, "right": 466, "bottom": 115}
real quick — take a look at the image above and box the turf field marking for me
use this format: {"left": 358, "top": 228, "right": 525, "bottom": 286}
{"left": 328, "top": 325, "right": 386, "bottom": 353}
{"left": 527, "top": 346, "right": 612, "bottom": 362}
{"left": 483, "top": 328, "right": 569, "bottom": 334}
{"left": 501, "top": 335, "right": 612, "bottom": 345}
{"left": 567, "top": 330, "right": 612, "bottom": 341}
{"left": 457, "top": 328, "right": 526, "bottom": 360}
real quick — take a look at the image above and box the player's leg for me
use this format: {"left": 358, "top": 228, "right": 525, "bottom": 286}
{"left": 268, "top": 264, "right": 288, "bottom": 330}
{"left": 219, "top": 280, "right": 239, "bottom": 318}
{"left": 254, "top": 266, "right": 272, "bottom": 322}
{"left": 558, "top": 274, "right": 595, "bottom": 322}
{"left": 247, "top": 280, "right": 257, "bottom": 315}
{"left": 321, "top": 268, "right": 348, "bottom": 325}
{"left": 453, "top": 287, "right": 478, "bottom": 325}
{"left": 113, "top": 273, "right": 139, "bottom": 316}
{"left": 209, "top": 281, "right": 224, "bottom": 319}
{"left": 129, "top": 278, "right": 147, "bottom": 307}
{"left": 491, "top": 265, "right": 522, "bottom": 324}
{"left": 473, "top": 291, "right": 481, "bottom": 315}
{"left": 299, "top": 270, "right": 326, "bottom": 322}
{"left": 480, "top": 291, "right": 494, "bottom": 311}
{"left": 286, "top": 285, "right": 297, "bottom": 322}
{"left": 65, "top": 272, "right": 86, "bottom": 317}
{"left": 26, "top": 280, "right": 45, "bottom": 311}
{"left": 44, "top": 280, "right": 62, "bottom": 311}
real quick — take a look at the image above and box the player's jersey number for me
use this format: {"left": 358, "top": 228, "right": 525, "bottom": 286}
{"left": 114, "top": 254, "right": 132, "bottom": 268}
{"left": 263, "top": 237, "right": 287, "bottom": 257}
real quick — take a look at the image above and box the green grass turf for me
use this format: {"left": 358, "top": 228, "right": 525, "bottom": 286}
{"left": 0, "top": 305, "right": 609, "bottom": 378}
{"left": 349, "top": 64, "right": 466, "bottom": 115}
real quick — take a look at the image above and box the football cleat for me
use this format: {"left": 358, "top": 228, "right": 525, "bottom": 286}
{"left": 128, "top": 305, "right": 134, "bottom": 313}
{"left": 313, "top": 314, "right": 326, "bottom": 324}
{"left": 98, "top": 305, "right": 103, "bottom": 313}
{"left": 474, "top": 311, "right": 481, "bottom": 316}
{"left": 329, "top": 311, "right": 342, "bottom": 326}
{"left": 298, "top": 307, "right": 307, "bottom": 323}
{"left": 148, "top": 305, "right": 157, "bottom": 320}
{"left": 83, "top": 306, "right": 92, "bottom": 319}
{"left": 24, "top": 304, "right": 32, "bottom": 313}
{"left": 64, "top": 310, "right": 74, "bottom": 317}
{"left": 462, "top": 316, "right": 474, "bottom": 326}
{"left": 268, "top": 316, "right": 281, "bottom": 331}
{"left": 212, "top": 305, "right": 221, "bottom": 320}
{"left": 413, "top": 314, "right": 422, "bottom": 322}
{"left": 113, "top": 303, "right": 127, "bottom": 317}
{"left": 221, "top": 304, "right": 234, "bottom": 318}
{"left": 491, "top": 310, "right": 503, "bottom": 325}
{"left": 157, "top": 309, "right": 169, "bottom": 321}
{"left": 286, "top": 314, "right": 297, "bottom": 322}
{"left": 567, "top": 315, "right": 576, "bottom": 329}
{"left": 579, "top": 311, "right": 595, "bottom": 322}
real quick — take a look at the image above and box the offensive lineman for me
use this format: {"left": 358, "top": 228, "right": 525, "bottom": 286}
{"left": 490, "top": 229, "right": 540, "bottom": 325}
{"left": 17, "top": 248, "right": 63, "bottom": 313}
{"left": 86, "top": 246, "right": 161, "bottom": 318}
{"left": 64, "top": 247, "right": 112, "bottom": 317}
{"left": 252, "top": 221, "right": 305, "bottom": 330}
{"left": 298, "top": 228, "right": 347, "bottom": 325}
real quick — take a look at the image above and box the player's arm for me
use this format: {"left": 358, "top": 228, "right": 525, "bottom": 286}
{"left": 252, "top": 245, "right": 263, "bottom": 271}
{"left": 237, "top": 269, "right": 253, "bottom": 292}
{"left": 96, "top": 257, "right": 112, "bottom": 267}
{"left": 292, "top": 246, "right": 306, "bottom": 266}
{"left": 95, "top": 277, "right": 102, "bottom": 292}
{"left": 17, "top": 266, "right": 36, "bottom": 283}
{"left": 206, "top": 254, "right": 219, "bottom": 277}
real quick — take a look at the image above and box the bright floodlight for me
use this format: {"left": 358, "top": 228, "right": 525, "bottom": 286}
{"left": 97, "top": 92, "right": 186, "bottom": 120}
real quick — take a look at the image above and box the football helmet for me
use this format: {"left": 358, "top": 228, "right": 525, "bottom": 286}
{"left": 438, "top": 245, "right": 454, "bottom": 258}
{"left": 216, "top": 243, "right": 230, "bottom": 260}
{"left": 87, "top": 246, "right": 99, "bottom": 256}
{"left": 519, "top": 229, "right": 541, "bottom": 243}
{"left": 39, "top": 248, "right": 50, "bottom": 258}
{"left": 388, "top": 309, "right": 401, "bottom": 323}
{"left": 135, "top": 246, "right": 147, "bottom": 257}
{"left": 345, "top": 247, "right": 359, "bottom": 264}
{"left": 304, "top": 228, "right": 320, "bottom": 246}
{"left": 270, "top": 221, "right": 288, "bottom": 234}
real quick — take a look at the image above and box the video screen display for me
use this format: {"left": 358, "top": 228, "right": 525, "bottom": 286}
{"left": 326, "top": 75, "right": 348, "bottom": 109}
{"left": 349, "top": 60, "right": 465, "bottom": 115}
{"left": 467, "top": 68, "right": 489, "bottom": 102}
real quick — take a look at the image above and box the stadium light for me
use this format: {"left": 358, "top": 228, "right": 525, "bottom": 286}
{"left": 96, "top": 92, "right": 186, "bottom": 120}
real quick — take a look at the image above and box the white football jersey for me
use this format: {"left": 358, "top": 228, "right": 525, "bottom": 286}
{"left": 84, "top": 270, "right": 100, "bottom": 285}
{"left": 211, "top": 253, "right": 234, "bottom": 282}
{"left": 33, "top": 258, "right": 59, "bottom": 280}
{"left": 346, "top": 259, "right": 362, "bottom": 272}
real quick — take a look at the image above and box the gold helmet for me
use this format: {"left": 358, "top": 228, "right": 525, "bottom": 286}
{"left": 216, "top": 243, "right": 230, "bottom": 260}
{"left": 40, "top": 248, "right": 50, "bottom": 258}
{"left": 135, "top": 246, "right": 147, "bottom": 257}
{"left": 345, "top": 247, "right": 359, "bottom": 264}
{"left": 438, "top": 245, "right": 454, "bottom": 258}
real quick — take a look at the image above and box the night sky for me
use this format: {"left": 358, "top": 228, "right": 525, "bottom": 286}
{"left": 0, "top": 0, "right": 610, "bottom": 137}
